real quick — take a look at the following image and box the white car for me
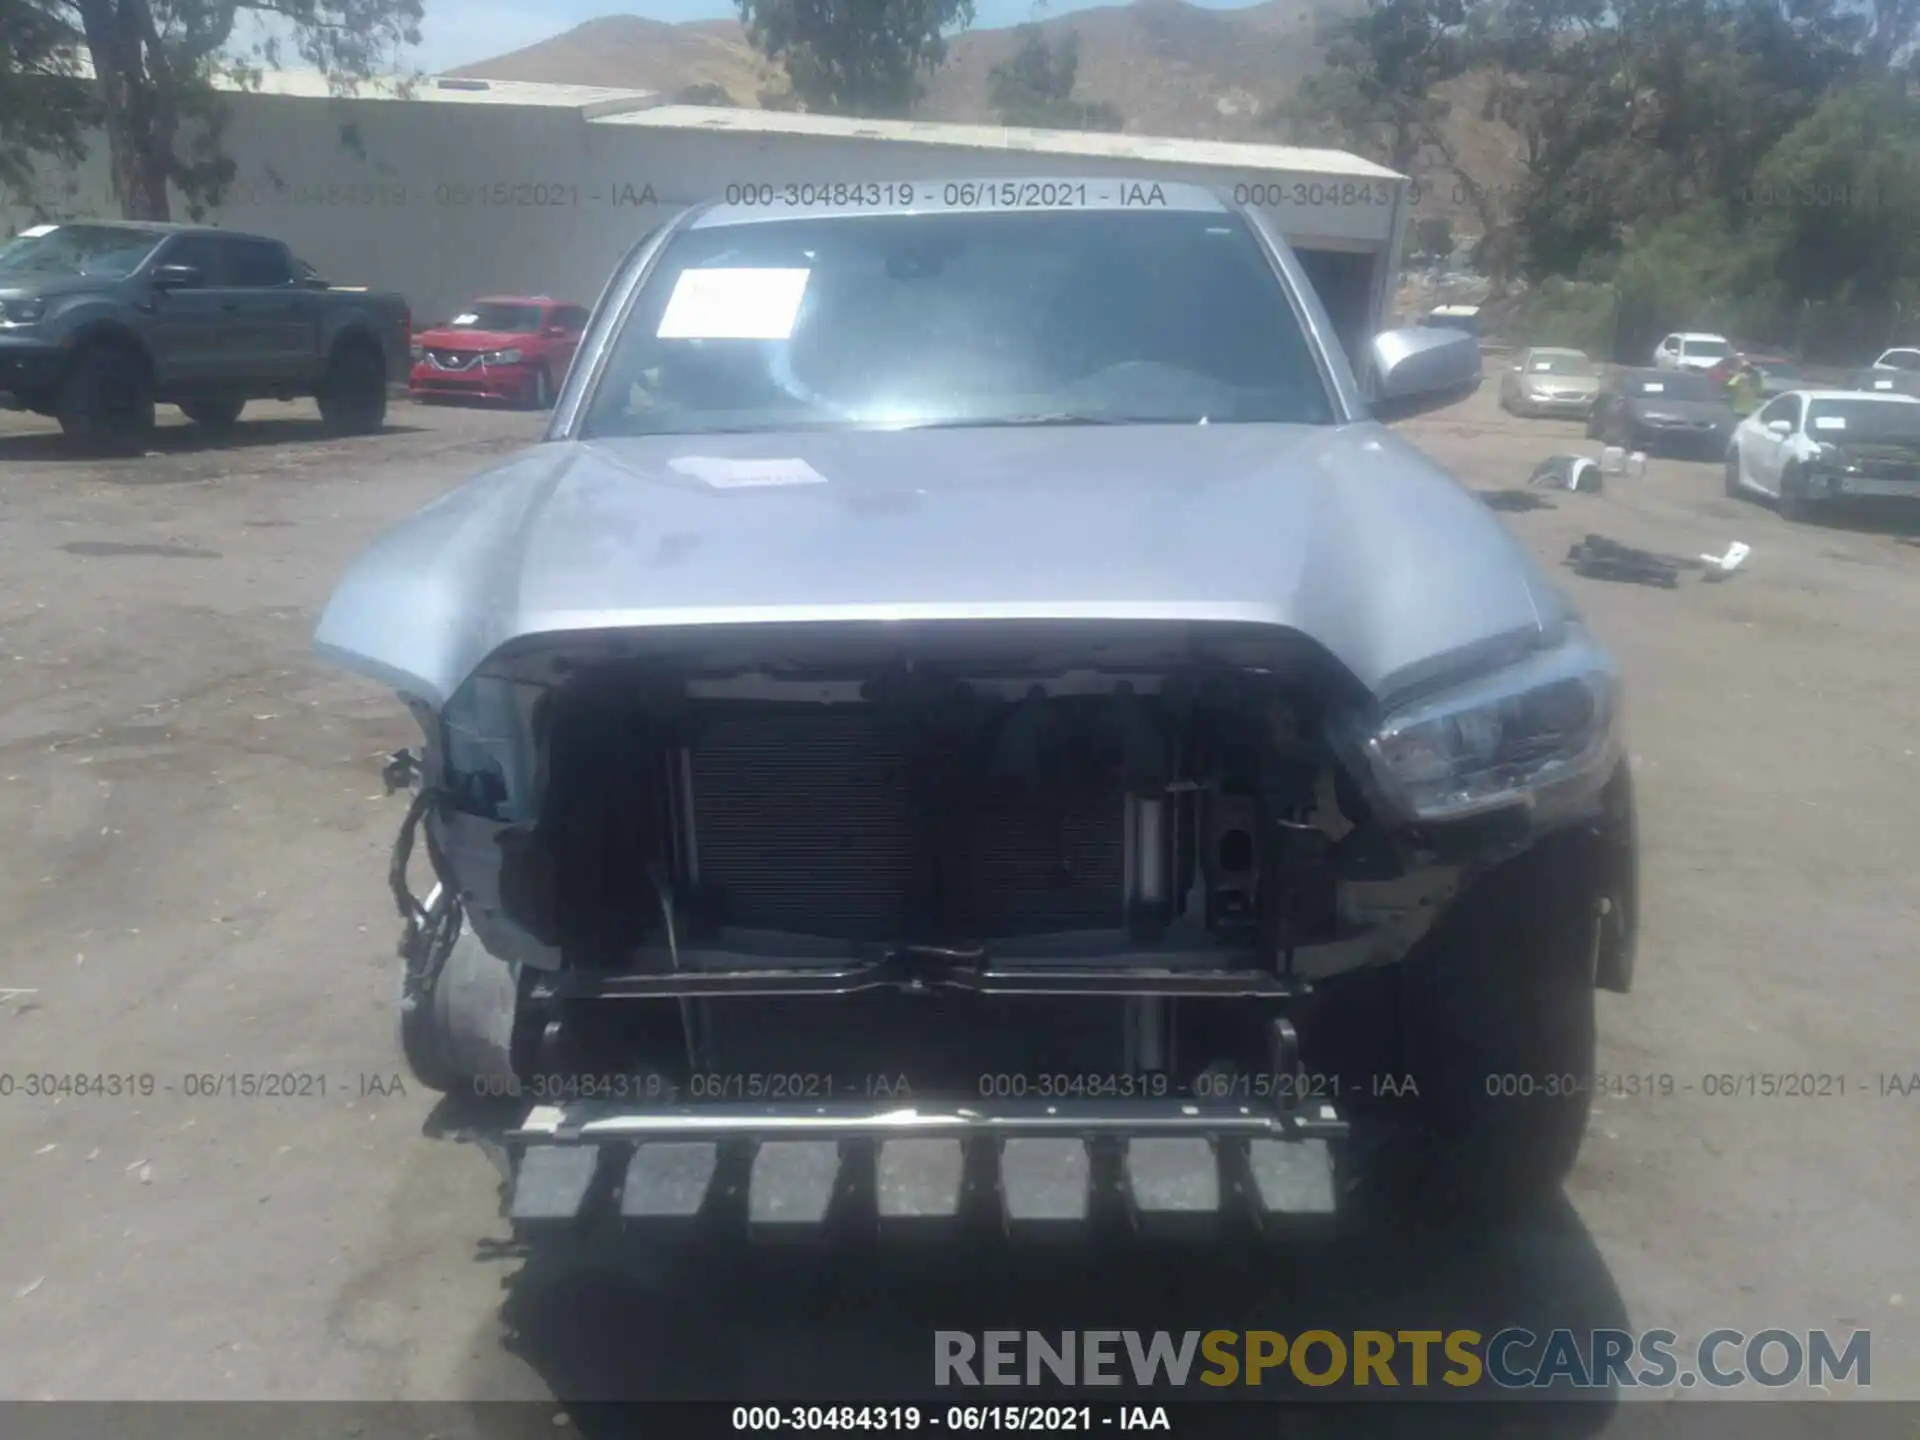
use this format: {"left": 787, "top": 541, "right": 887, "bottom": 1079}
{"left": 1871, "top": 347, "right": 1920, "bottom": 372}
{"left": 1725, "top": 389, "right": 1920, "bottom": 522}
{"left": 1653, "top": 332, "right": 1733, "bottom": 372}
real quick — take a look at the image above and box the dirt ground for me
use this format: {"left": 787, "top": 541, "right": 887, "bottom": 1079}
{"left": 0, "top": 388, "right": 1915, "bottom": 1419}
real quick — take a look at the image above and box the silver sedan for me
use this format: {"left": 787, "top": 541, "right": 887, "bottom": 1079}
{"left": 1499, "top": 347, "right": 1602, "bottom": 418}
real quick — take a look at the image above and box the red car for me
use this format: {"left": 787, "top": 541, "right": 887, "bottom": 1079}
{"left": 409, "top": 296, "right": 590, "bottom": 408}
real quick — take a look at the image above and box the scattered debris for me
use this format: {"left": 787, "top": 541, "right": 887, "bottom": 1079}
{"left": 14, "top": 1278, "right": 43, "bottom": 1300}
{"left": 1483, "top": 488, "right": 1556, "bottom": 512}
{"left": 1567, "top": 535, "right": 1681, "bottom": 586}
{"left": 1698, "top": 541, "right": 1751, "bottom": 579}
{"left": 1567, "top": 534, "right": 1753, "bottom": 588}
{"left": 1529, "top": 454, "right": 1603, "bottom": 494}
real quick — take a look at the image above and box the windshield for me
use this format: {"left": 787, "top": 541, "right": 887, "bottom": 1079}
{"left": 0, "top": 224, "right": 170, "bottom": 280}
{"left": 1527, "top": 354, "right": 1596, "bottom": 376}
{"left": 446, "top": 302, "right": 545, "bottom": 333}
{"left": 1806, "top": 399, "right": 1920, "bottom": 438}
{"left": 1681, "top": 338, "right": 1730, "bottom": 358}
{"left": 1629, "top": 372, "right": 1713, "bottom": 400}
{"left": 581, "top": 210, "right": 1336, "bottom": 438}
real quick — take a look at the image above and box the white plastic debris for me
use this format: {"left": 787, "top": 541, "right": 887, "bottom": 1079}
{"left": 1627, "top": 451, "right": 1648, "bottom": 479}
{"left": 1600, "top": 445, "right": 1626, "bottom": 474}
{"left": 1698, "top": 541, "right": 1751, "bottom": 579}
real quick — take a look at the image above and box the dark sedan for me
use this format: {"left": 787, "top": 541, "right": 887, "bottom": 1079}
{"left": 1588, "top": 368, "right": 1737, "bottom": 456}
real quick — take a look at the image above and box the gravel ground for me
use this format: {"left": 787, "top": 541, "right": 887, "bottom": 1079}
{"left": 0, "top": 391, "right": 1914, "bottom": 1420}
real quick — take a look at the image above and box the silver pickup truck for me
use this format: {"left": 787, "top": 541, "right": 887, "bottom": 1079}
{"left": 317, "top": 180, "right": 1638, "bottom": 1244}
{"left": 0, "top": 219, "right": 410, "bottom": 452}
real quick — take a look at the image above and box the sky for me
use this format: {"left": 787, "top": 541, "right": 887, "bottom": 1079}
{"left": 406, "top": 0, "right": 1274, "bottom": 73}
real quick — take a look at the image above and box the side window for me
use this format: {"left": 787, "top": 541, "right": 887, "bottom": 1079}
{"left": 224, "top": 238, "right": 293, "bottom": 287}
{"left": 559, "top": 306, "right": 590, "bottom": 331}
{"left": 157, "top": 235, "right": 225, "bottom": 284}
{"left": 1759, "top": 396, "right": 1802, "bottom": 430}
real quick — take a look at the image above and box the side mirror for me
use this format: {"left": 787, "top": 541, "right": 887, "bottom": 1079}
{"left": 151, "top": 263, "right": 202, "bottom": 289}
{"left": 1766, "top": 420, "right": 1792, "bottom": 436}
{"left": 1368, "top": 326, "right": 1482, "bottom": 422}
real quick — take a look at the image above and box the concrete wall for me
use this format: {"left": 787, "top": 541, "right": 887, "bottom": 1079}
{"left": 3, "top": 92, "right": 1399, "bottom": 333}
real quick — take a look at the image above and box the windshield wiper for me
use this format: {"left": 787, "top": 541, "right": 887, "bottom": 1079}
{"left": 897, "top": 413, "right": 1170, "bottom": 430}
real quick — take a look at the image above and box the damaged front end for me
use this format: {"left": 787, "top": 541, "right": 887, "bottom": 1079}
{"left": 377, "top": 616, "right": 1634, "bottom": 1236}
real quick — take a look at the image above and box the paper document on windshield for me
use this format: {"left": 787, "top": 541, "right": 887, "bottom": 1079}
{"left": 658, "top": 268, "right": 811, "bottom": 340}
{"left": 451, "top": 312, "right": 479, "bottom": 325}
{"left": 1813, "top": 417, "right": 1846, "bottom": 430}
{"left": 16, "top": 224, "right": 57, "bottom": 238}
{"left": 670, "top": 456, "right": 827, "bottom": 489}
{"left": 1642, "top": 382, "right": 1665, "bottom": 393}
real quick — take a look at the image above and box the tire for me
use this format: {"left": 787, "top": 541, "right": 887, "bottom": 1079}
{"left": 1777, "top": 462, "right": 1816, "bottom": 524}
{"left": 317, "top": 342, "right": 389, "bottom": 435}
{"left": 180, "top": 397, "right": 245, "bottom": 432}
{"left": 1724, "top": 445, "right": 1744, "bottom": 498}
{"left": 1343, "top": 830, "right": 1600, "bottom": 1226}
{"left": 526, "top": 365, "right": 553, "bottom": 411}
{"left": 57, "top": 341, "right": 155, "bottom": 455}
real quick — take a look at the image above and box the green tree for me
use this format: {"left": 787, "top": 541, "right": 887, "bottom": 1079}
{"left": 735, "top": 0, "right": 975, "bottom": 117}
{"left": 1483, "top": 0, "right": 1875, "bottom": 282}
{"left": 1268, "top": 0, "right": 1469, "bottom": 173}
{"left": 987, "top": 23, "right": 1122, "bottom": 131}
{"left": 0, "top": 0, "right": 97, "bottom": 210}
{"left": 1, "top": 0, "right": 422, "bottom": 221}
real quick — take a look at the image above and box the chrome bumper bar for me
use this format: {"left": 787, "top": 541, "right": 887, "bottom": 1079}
{"left": 499, "top": 1101, "right": 1348, "bottom": 1234}
{"left": 510, "top": 1097, "right": 1346, "bottom": 1144}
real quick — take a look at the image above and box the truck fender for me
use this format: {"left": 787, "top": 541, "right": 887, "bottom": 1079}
{"left": 65, "top": 320, "right": 154, "bottom": 376}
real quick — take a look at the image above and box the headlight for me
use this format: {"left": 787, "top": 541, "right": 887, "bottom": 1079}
{"left": 482, "top": 348, "right": 522, "bottom": 364}
{"left": 410, "top": 343, "right": 424, "bottom": 361}
{"left": 1344, "top": 629, "right": 1622, "bottom": 823}
{"left": 0, "top": 297, "right": 47, "bottom": 325}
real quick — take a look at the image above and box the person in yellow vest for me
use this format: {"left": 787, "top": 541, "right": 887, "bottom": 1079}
{"left": 1725, "top": 357, "right": 1763, "bottom": 417}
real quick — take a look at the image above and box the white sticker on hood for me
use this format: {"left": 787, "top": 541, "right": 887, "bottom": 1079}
{"left": 451, "top": 312, "right": 479, "bottom": 325}
{"left": 670, "top": 456, "right": 826, "bottom": 489}
{"left": 1812, "top": 416, "right": 1846, "bottom": 431}
{"left": 657, "top": 268, "right": 810, "bottom": 341}
{"left": 17, "top": 223, "right": 58, "bottom": 238}
{"left": 1642, "top": 382, "right": 1664, "bottom": 393}
{"left": 1873, "top": 379, "right": 1894, "bottom": 389}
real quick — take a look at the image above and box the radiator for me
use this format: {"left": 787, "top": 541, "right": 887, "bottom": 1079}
{"left": 685, "top": 706, "right": 1129, "bottom": 942}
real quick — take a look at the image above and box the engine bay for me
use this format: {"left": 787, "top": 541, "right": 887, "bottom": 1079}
{"left": 415, "top": 636, "right": 1476, "bottom": 1098}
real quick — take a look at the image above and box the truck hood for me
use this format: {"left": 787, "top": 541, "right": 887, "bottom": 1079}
{"left": 314, "top": 423, "right": 1561, "bottom": 711}
{"left": 0, "top": 275, "right": 106, "bottom": 300}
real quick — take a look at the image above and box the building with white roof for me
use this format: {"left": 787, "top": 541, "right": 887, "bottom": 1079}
{"left": 3, "top": 71, "right": 1412, "bottom": 344}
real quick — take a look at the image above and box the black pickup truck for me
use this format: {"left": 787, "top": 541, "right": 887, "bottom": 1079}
{"left": 0, "top": 220, "right": 411, "bottom": 452}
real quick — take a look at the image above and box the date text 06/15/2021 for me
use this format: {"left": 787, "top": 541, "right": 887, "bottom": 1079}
{"left": 730, "top": 1405, "right": 1173, "bottom": 1432}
